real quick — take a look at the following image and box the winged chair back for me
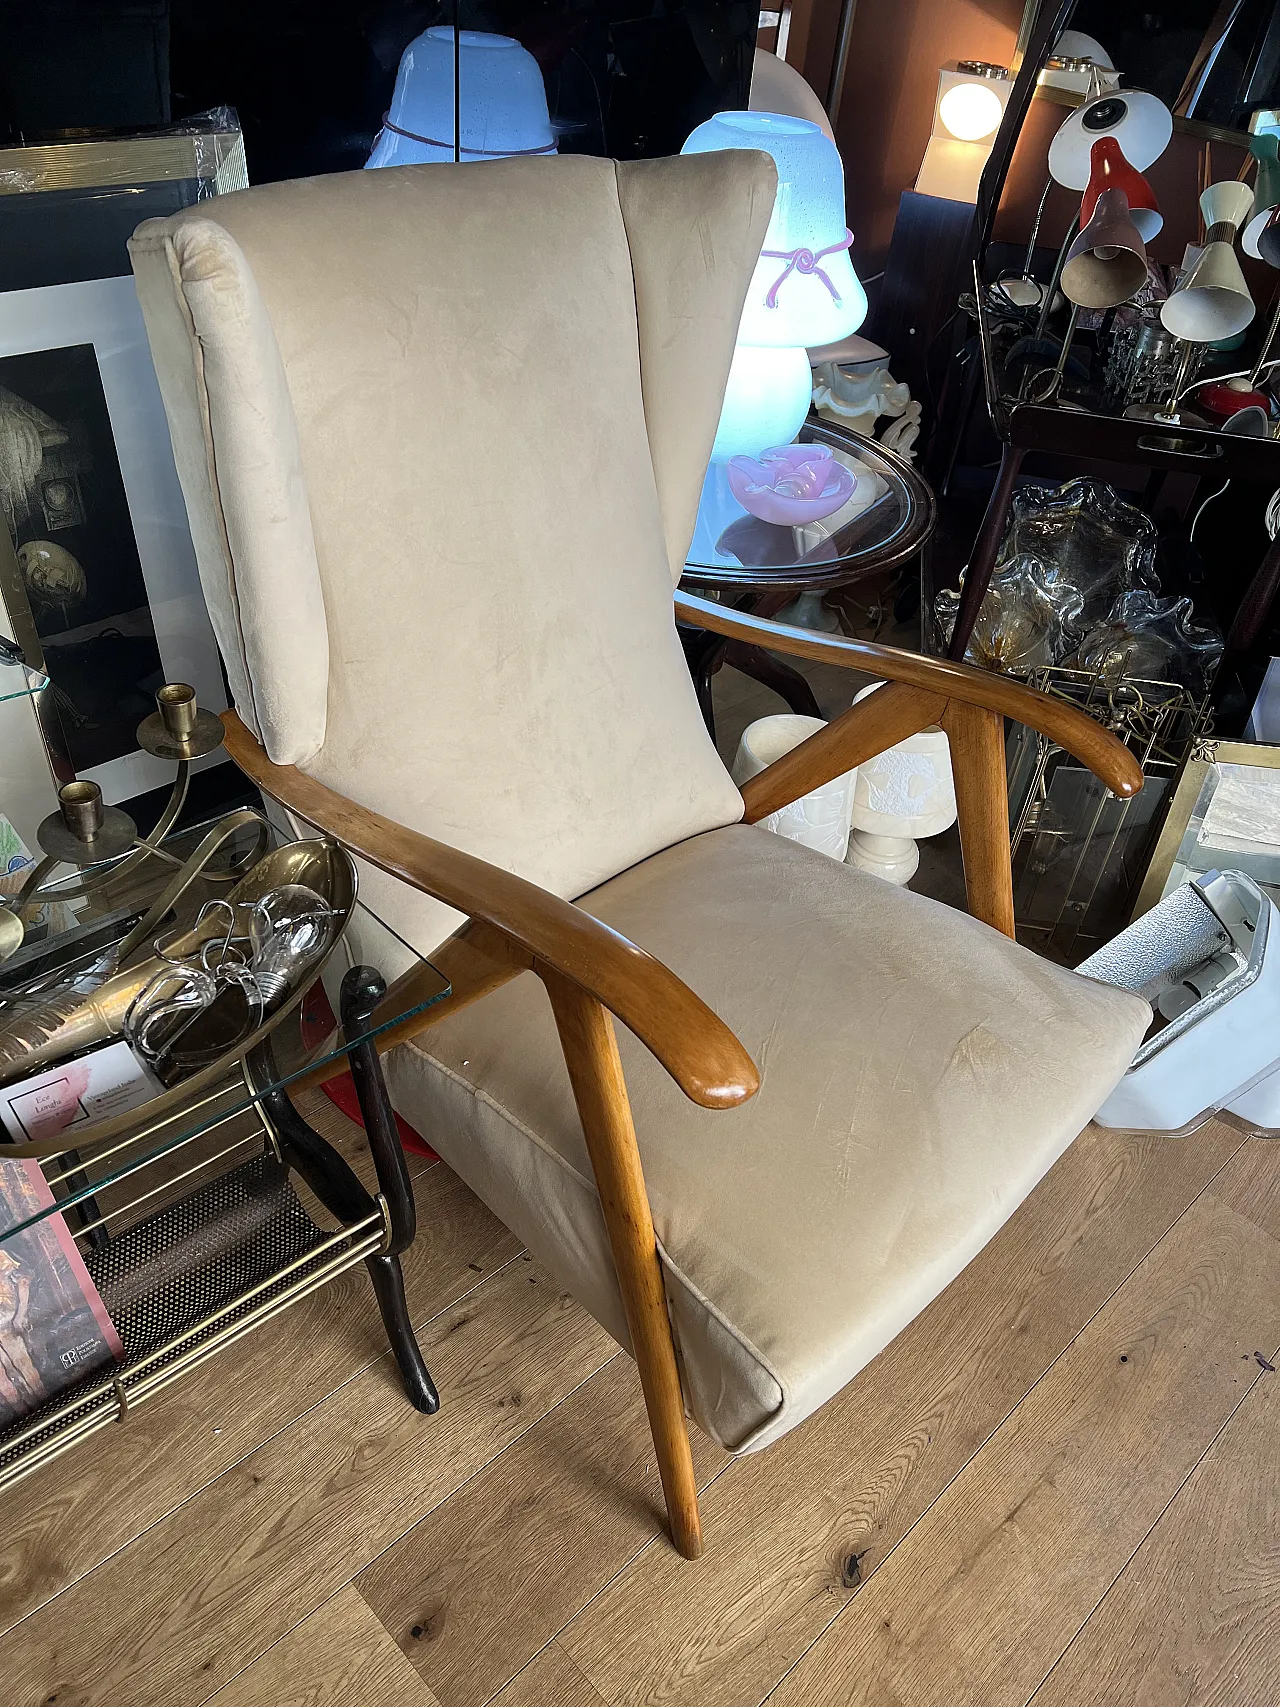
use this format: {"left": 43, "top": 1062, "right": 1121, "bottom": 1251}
{"left": 128, "top": 155, "right": 776, "bottom": 961}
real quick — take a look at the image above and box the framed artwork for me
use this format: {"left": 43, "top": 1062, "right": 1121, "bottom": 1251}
{"left": 0, "top": 274, "right": 227, "bottom": 806}
{"left": 1132, "top": 740, "right": 1280, "bottom": 917}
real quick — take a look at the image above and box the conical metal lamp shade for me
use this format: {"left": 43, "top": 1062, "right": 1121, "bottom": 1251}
{"left": 1199, "top": 179, "right": 1254, "bottom": 232}
{"left": 1259, "top": 207, "right": 1280, "bottom": 270}
{"left": 1081, "top": 137, "right": 1162, "bottom": 240}
{"left": 1047, "top": 90, "right": 1172, "bottom": 189}
{"left": 1161, "top": 238, "right": 1255, "bottom": 341}
{"left": 1244, "top": 136, "right": 1280, "bottom": 259}
{"left": 1061, "top": 188, "right": 1148, "bottom": 308}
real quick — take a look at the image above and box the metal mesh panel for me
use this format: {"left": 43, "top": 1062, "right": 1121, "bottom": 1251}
{"left": 0, "top": 1156, "right": 330, "bottom": 1477}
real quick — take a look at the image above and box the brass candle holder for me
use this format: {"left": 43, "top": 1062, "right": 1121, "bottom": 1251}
{"left": 0, "top": 684, "right": 230, "bottom": 966}
{"left": 136, "top": 682, "right": 226, "bottom": 763}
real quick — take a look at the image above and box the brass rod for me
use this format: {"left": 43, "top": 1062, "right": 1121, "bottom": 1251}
{"left": 39, "top": 1081, "right": 246, "bottom": 1173}
{"left": 62, "top": 1131, "right": 265, "bottom": 1242}
{"left": 0, "top": 1219, "right": 383, "bottom": 1477}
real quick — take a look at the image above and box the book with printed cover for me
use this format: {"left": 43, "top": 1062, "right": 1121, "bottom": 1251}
{"left": 0, "top": 1157, "right": 123, "bottom": 1428}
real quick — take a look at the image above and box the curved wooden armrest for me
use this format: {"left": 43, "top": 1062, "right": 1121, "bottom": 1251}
{"left": 675, "top": 589, "right": 1143, "bottom": 801}
{"left": 221, "top": 712, "right": 758, "bottom": 1110}
{"left": 676, "top": 589, "right": 1142, "bottom": 940}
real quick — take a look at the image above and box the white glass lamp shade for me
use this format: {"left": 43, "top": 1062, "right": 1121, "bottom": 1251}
{"left": 710, "top": 345, "right": 814, "bottom": 460}
{"left": 844, "top": 683, "right": 956, "bottom": 885}
{"left": 367, "top": 28, "right": 555, "bottom": 167}
{"left": 1048, "top": 91, "right": 1172, "bottom": 190}
{"left": 731, "top": 715, "right": 854, "bottom": 860}
{"left": 916, "top": 65, "right": 1012, "bottom": 204}
{"left": 682, "top": 112, "right": 866, "bottom": 347}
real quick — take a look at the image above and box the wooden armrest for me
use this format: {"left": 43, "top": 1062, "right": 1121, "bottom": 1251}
{"left": 222, "top": 712, "right": 757, "bottom": 1110}
{"left": 676, "top": 590, "right": 1142, "bottom": 941}
{"left": 675, "top": 589, "right": 1143, "bottom": 804}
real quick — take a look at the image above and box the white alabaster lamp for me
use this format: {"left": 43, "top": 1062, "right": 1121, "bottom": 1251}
{"left": 732, "top": 714, "right": 855, "bottom": 861}
{"left": 845, "top": 684, "right": 957, "bottom": 884}
{"left": 367, "top": 28, "right": 555, "bottom": 167}
{"left": 682, "top": 111, "right": 866, "bottom": 462}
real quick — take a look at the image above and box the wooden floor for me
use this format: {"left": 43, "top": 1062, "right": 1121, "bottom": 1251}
{"left": 2, "top": 1092, "right": 1277, "bottom": 1707}
{"left": 3, "top": 663, "right": 1279, "bottom": 1706}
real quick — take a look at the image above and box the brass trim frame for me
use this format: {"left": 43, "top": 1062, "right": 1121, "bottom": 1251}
{"left": 1131, "top": 738, "right": 1280, "bottom": 918}
{"left": 0, "top": 130, "right": 247, "bottom": 197}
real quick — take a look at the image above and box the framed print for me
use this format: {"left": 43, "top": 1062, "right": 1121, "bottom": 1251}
{"left": 0, "top": 274, "right": 227, "bottom": 805}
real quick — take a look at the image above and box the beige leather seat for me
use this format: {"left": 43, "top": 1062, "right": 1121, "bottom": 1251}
{"left": 128, "top": 155, "right": 1148, "bottom": 1555}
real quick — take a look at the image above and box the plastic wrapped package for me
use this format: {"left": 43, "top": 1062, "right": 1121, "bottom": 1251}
{"left": 0, "top": 109, "right": 246, "bottom": 292}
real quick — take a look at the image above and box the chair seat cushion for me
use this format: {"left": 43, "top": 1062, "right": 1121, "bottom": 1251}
{"left": 384, "top": 825, "right": 1150, "bottom": 1452}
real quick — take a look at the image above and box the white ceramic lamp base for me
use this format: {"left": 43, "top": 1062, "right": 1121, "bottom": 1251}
{"left": 843, "top": 682, "right": 957, "bottom": 886}
{"left": 845, "top": 828, "right": 920, "bottom": 885}
{"left": 732, "top": 714, "right": 854, "bottom": 861}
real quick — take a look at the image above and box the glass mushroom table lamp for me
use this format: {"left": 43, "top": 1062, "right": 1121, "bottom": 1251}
{"left": 367, "top": 26, "right": 555, "bottom": 166}
{"left": 681, "top": 111, "right": 867, "bottom": 565}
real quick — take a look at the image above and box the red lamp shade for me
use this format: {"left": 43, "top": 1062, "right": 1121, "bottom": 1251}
{"left": 1080, "top": 137, "right": 1162, "bottom": 241}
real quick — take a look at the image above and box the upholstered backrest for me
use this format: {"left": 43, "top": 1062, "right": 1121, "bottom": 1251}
{"left": 129, "top": 155, "right": 775, "bottom": 959}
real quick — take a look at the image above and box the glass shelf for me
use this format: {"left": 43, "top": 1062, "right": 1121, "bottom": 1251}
{"left": 0, "top": 809, "right": 449, "bottom": 1213}
{"left": 0, "top": 652, "right": 49, "bottom": 705}
{"left": 0, "top": 788, "right": 447, "bottom": 1482}
{"left": 682, "top": 421, "right": 936, "bottom": 588}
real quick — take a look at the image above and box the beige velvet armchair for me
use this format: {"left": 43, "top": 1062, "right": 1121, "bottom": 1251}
{"left": 128, "top": 154, "right": 1150, "bottom": 1560}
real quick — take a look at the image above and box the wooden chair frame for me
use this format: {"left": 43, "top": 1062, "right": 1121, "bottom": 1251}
{"left": 225, "top": 591, "right": 1142, "bottom": 1561}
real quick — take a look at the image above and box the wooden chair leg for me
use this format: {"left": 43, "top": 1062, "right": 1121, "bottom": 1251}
{"left": 941, "top": 699, "right": 1016, "bottom": 939}
{"left": 541, "top": 968, "right": 703, "bottom": 1560}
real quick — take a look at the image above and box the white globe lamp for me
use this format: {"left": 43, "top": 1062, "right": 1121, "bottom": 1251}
{"left": 681, "top": 111, "right": 866, "bottom": 562}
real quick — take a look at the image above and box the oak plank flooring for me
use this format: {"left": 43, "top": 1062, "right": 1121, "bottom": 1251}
{"left": 0, "top": 1255, "right": 615, "bottom": 1707}
{"left": 0, "top": 1158, "right": 518, "bottom": 1638}
{"left": 1029, "top": 1330, "right": 1280, "bottom": 1707}
{"left": 1204, "top": 1132, "right": 1280, "bottom": 1241}
{"left": 207, "top": 1586, "right": 443, "bottom": 1707}
{"left": 491, "top": 1643, "right": 612, "bottom": 1707}
{"left": 762, "top": 1183, "right": 1280, "bottom": 1707}
{"left": 0, "top": 1111, "right": 1270, "bottom": 1707}
{"left": 357, "top": 1351, "right": 728, "bottom": 1707}
{"left": 559, "top": 1122, "right": 1244, "bottom": 1707}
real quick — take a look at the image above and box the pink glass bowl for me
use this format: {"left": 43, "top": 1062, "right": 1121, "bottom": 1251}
{"left": 726, "top": 443, "right": 858, "bottom": 525}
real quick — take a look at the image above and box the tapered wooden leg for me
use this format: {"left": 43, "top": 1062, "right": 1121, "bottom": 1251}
{"left": 941, "top": 699, "right": 1016, "bottom": 938}
{"left": 541, "top": 969, "right": 703, "bottom": 1560}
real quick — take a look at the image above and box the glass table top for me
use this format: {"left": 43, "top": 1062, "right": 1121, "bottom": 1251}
{"left": 0, "top": 790, "right": 449, "bottom": 1219}
{"left": 682, "top": 420, "right": 937, "bottom": 589}
{"left": 0, "top": 647, "right": 49, "bottom": 706}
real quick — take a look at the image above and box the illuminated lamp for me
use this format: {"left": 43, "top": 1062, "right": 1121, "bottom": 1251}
{"left": 681, "top": 112, "right": 866, "bottom": 461}
{"left": 367, "top": 28, "right": 555, "bottom": 167}
{"left": 915, "top": 63, "right": 1013, "bottom": 205}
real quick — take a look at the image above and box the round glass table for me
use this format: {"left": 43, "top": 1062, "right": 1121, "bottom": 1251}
{"left": 680, "top": 420, "right": 937, "bottom": 732}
